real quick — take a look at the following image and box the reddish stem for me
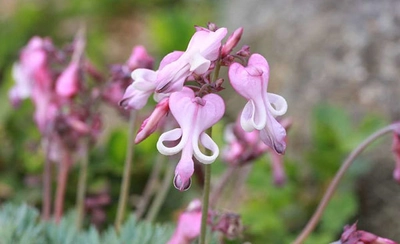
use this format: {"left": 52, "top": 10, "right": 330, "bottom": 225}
{"left": 54, "top": 148, "right": 72, "bottom": 223}
{"left": 42, "top": 145, "right": 52, "bottom": 220}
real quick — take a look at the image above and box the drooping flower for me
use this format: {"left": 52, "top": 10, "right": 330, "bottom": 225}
{"left": 155, "top": 27, "right": 228, "bottom": 93}
{"left": 157, "top": 87, "right": 225, "bottom": 191}
{"left": 229, "top": 53, "right": 288, "bottom": 154}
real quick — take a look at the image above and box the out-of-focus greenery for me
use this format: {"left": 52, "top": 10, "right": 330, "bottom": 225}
{"left": 239, "top": 104, "right": 386, "bottom": 243}
{"left": 0, "top": 0, "right": 390, "bottom": 243}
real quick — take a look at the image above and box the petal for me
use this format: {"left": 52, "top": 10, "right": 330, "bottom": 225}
{"left": 157, "top": 128, "right": 186, "bottom": 155}
{"left": 131, "top": 69, "right": 157, "bottom": 91}
{"left": 193, "top": 132, "right": 219, "bottom": 164}
{"left": 174, "top": 146, "right": 195, "bottom": 191}
{"left": 187, "top": 28, "right": 228, "bottom": 61}
{"left": 119, "top": 85, "right": 152, "bottom": 110}
{"left": 259, "top": 114, "right": 287, "bottom": 154}
{"left": 159, "top": 51, "right": 184, "bottom": 70}
{"left": 155, "top": 61, "right": 190, "bottom": 93}
{"left": 193, "top": 92, "right": 225, "bottom": 132}
{"left": 56, "top": 62, "right": 79, "bottom": 97}
{"left": 188, "top": 52, "right": 210, "bottom": 74}
{"left": 240, "top": 100, "right": 267, "bottom": 131}
{"left": 267, "top": 93, "right": 288, "bottom": 117}
{"left": 229, "top": 62, "right": 265, "bottom": 101}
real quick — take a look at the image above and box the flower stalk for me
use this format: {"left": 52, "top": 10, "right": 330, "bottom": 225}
{"left": 54, "top": 146, "right": 72, "bottom": 223}
{"left": 199, "top": 127, "right": 213, "bottom": 244}
{"left": 42, "top": 134, "right": 53, "bottom": 220}
{"left": 293, "top": 123, "right": 399, "bottom": 244}
{"left": 145, "top": 158, "right": 175, "bottom": 222}
{"left": 76, "top": 139, "right": 89, "bottom": 229}
{"left": 115, "top": 111, "right": 137, "bottom": 232}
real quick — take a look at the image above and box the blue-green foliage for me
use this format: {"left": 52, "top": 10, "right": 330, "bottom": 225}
{"left": 0, "top": 203, "right": 174, "bottom": 244}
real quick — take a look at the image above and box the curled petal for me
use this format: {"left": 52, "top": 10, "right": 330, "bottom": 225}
{"left": 240, "top": 100, "right": 266, "bottom": 131}
{"left": 267, "top": 93, "right": 288, "bottom": 116}
{"left": 157, "top": 128, "right": 186, "bottom": 155}
{"left": 193, "top": 133, "right": 219, "bottom": 164}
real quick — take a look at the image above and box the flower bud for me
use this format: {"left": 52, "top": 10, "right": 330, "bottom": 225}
{"left": 135, "top": 97, "right": 169, "bottom": 144}
{"left": 221, "top": 27, "right": 243, "bottom": 58}
{"left": 56, "top": 62, "right": 80, "bottom": 97}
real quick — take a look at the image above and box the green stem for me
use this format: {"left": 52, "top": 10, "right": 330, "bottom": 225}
{"left": 42, "top": 135, "right": 53, "bottom": 220}
{"left": 76, "top": 139, "right": 89, "bottom": 230}
{"left": 199, "top": 127, "right": 213, "bottom": 244}
{"left": 212, "top": 60, "right": 221, "bottom": 82}
{"left": 136, "top": 153, "right": 165, "bottom": 219}
{"left": 145, "top": 158, "right": 174, "bottom": 222}
{"left": 54, "top": 146, "right": 72, "bottom": 223}
{"left": 209, "top": 166, "right": 236, "bottom": 208}
{"left": 199, "top": 163, "right": 211, "bottom": 244}
{"left": 293, "top": 124, "right": 398, "bottom": 244}
{"left": 115, "top": 111, "right": 137, "bottom": 232}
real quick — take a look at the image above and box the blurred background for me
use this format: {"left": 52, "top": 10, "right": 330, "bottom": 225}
{"left": 0, "top": 0, "right": 399, "bottom": 243}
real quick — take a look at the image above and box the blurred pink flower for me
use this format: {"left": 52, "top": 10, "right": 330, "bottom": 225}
{"left": 56, "top": 61, "right": 80, "bottom": 97}
{"left": 168, "top": 199, "right": 202, "bottom": 244}
{"left": 9, "top": 36, "right": 51, "bottom": 106}
{"left": 331, "top": 223, "right": 397, "bottom": 244}
{"left": 391, "top": 133, "right": 400, "bottom": 183}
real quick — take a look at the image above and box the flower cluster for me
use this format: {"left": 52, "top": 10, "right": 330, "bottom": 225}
{"left": 119, "top": 23, "right": 289, "bottom": 191}
{"left": 9, "top": 33, "right": 102, "bottom": 157}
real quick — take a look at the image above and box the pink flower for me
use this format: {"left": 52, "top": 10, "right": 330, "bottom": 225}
{"left": 331, "top": 223, "right": 398, "bottom": 244}
{"left": 391, "top": 133, "right": 400, "bottom": 183}
{"left": 167, "top": 199, "right": 202, "bottom": 244}
{"left": 155, "top": 27, "right": 228, "bottom": 93}
{"left": 56, "top": 61, "right": 80, "bottom": 97}
{"left": 119, "top": 51, "right": 182, "bottom": 110}
{"left": 157, "top": 87, "right": 225, "bottom": 191}
{"left": 229, "top": 53, "right": 288, "bottom": 154}
{"left": 126, "top": 45, "right": 154, "bottom": 71}
{"left": 119, "top": 69, "right": 157, "bottom": 110}
{"left": 9, "top": 37, "right": 50, "bottom": 106}
{"left": 135, "top": 97, "right": 170, "bottom": 144}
